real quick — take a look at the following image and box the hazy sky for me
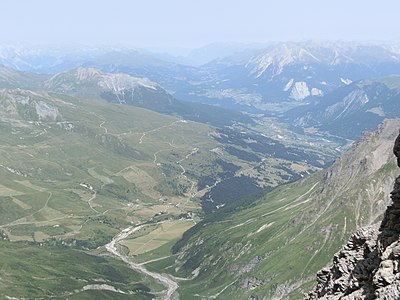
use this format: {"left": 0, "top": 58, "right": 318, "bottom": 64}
{"left": 1, "top": 0, "right": 399, "bottom": 50}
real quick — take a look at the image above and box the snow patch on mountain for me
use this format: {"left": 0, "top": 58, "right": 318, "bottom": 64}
{"left": 311, "top": 88, "right": 323, "bottom": 96}
{"left": 283, "top": 79, "right": 294, "bottom": 91}
{"left": 367, "top": 106, "right": 385, "bottom": 117}
{"left": 290, "top": 81, "right": 310, "bottom": 100}
{"left": 341, "top": 78, "right": 353, "bottom": 85}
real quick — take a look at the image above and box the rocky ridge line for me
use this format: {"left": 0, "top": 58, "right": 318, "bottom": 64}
{"left": 306, "top": 130, "right": 400, "bottom": 299}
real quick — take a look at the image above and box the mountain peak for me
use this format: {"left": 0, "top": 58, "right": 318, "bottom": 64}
{"left": 45, "top": 67, "right": 159, "bottom": 95}
{"left": 70, "top": 67, "right": 103, "bottom": 80}
{"left": 248, "top": 43, "right": 321, "bottom": 77}
{"left": 246, "top": 42, "right": 400, "bottom": 79}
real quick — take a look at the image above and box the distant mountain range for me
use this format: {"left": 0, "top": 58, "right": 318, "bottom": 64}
{"left": 46, "top": 67, "right": 255, "bottom": 127}
{"left": 76, "top": 42, "right": 400, "bottom": 119}
{"left": 174, "top": 42, "right": 400, "bottom": 110}
{"left": 0, "top": 64, "right": 46, "bottom": 89}
{"left": 285, "top": 76, "right": 400, "bottom": 139}
{"left": 1, "top": 41, "right": 400, "bottom": 139}
{"left": 2, "top": 42, "right": 400, "bottom": 99}
{"left": 0, "top": 65, "right": 253, "bottom": 127}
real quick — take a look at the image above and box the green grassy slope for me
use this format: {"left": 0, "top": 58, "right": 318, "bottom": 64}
{"left": 0, "top": 88, "right": 219, "bottom": 246}
{"left": 167, "top": 119, "right": 400, "bottom": 299}
{"left": 0, "top": 64, "right": 48, "bottom": 89}
{"left": 0, "top": 87, "right": 337, "bottom": 298}
{"left": 0, "top": 240, "right": 157, "bottom": 299}
{"left": 0, "top": 88, "right": 226, "bottom": 297}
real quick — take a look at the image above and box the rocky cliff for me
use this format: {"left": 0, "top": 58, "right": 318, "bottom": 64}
{"left": 306, "top": 130, "right": 400, "bottom": 299}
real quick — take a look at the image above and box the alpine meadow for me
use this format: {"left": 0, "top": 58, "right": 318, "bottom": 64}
{"left": 1, "top": 1, "right": 400, "bottom": 299}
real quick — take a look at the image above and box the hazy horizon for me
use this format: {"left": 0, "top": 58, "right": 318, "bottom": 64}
{"left": 2, "top": 0, "right": 400, "bottom": 53}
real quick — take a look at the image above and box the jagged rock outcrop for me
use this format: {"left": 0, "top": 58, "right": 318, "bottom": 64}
{"left": 394, "top": 132, "right": 400, "bottom": 167}
{"left": 306, "top": 131, "right": 400, "bottom": 299}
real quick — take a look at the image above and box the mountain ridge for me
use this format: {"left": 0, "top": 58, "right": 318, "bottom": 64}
{"left": 44, "top": 67, "right": 254, "bottom": 127}
{"left": 306, "top": 129, "right": 400, "bottom": 299}
{"left": 286, "top": 75, "right": 400, "bottom": 139}
{"left": 159, "top": 119, "right": 400, "bottom": 299}
{"left": 170, "top": 42, "right": 400, "bottom": 114}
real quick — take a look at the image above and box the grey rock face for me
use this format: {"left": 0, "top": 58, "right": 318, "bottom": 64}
{"left": 306, "top": 132, "right": 400, "bottom": 300}
{"left": 240, "top": 277, "right": 267, "bottom": 290}
{"left": 394, "top": 131, "right": 400, "bottom": 167}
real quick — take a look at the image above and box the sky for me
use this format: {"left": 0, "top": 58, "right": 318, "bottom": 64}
{"left": 1, "top": 0, "right": 400, "bottom": 52}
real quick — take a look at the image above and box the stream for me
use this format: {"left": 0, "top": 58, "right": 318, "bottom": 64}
{"left": 105, "top": 223, "right": 179, "bottom": 300}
